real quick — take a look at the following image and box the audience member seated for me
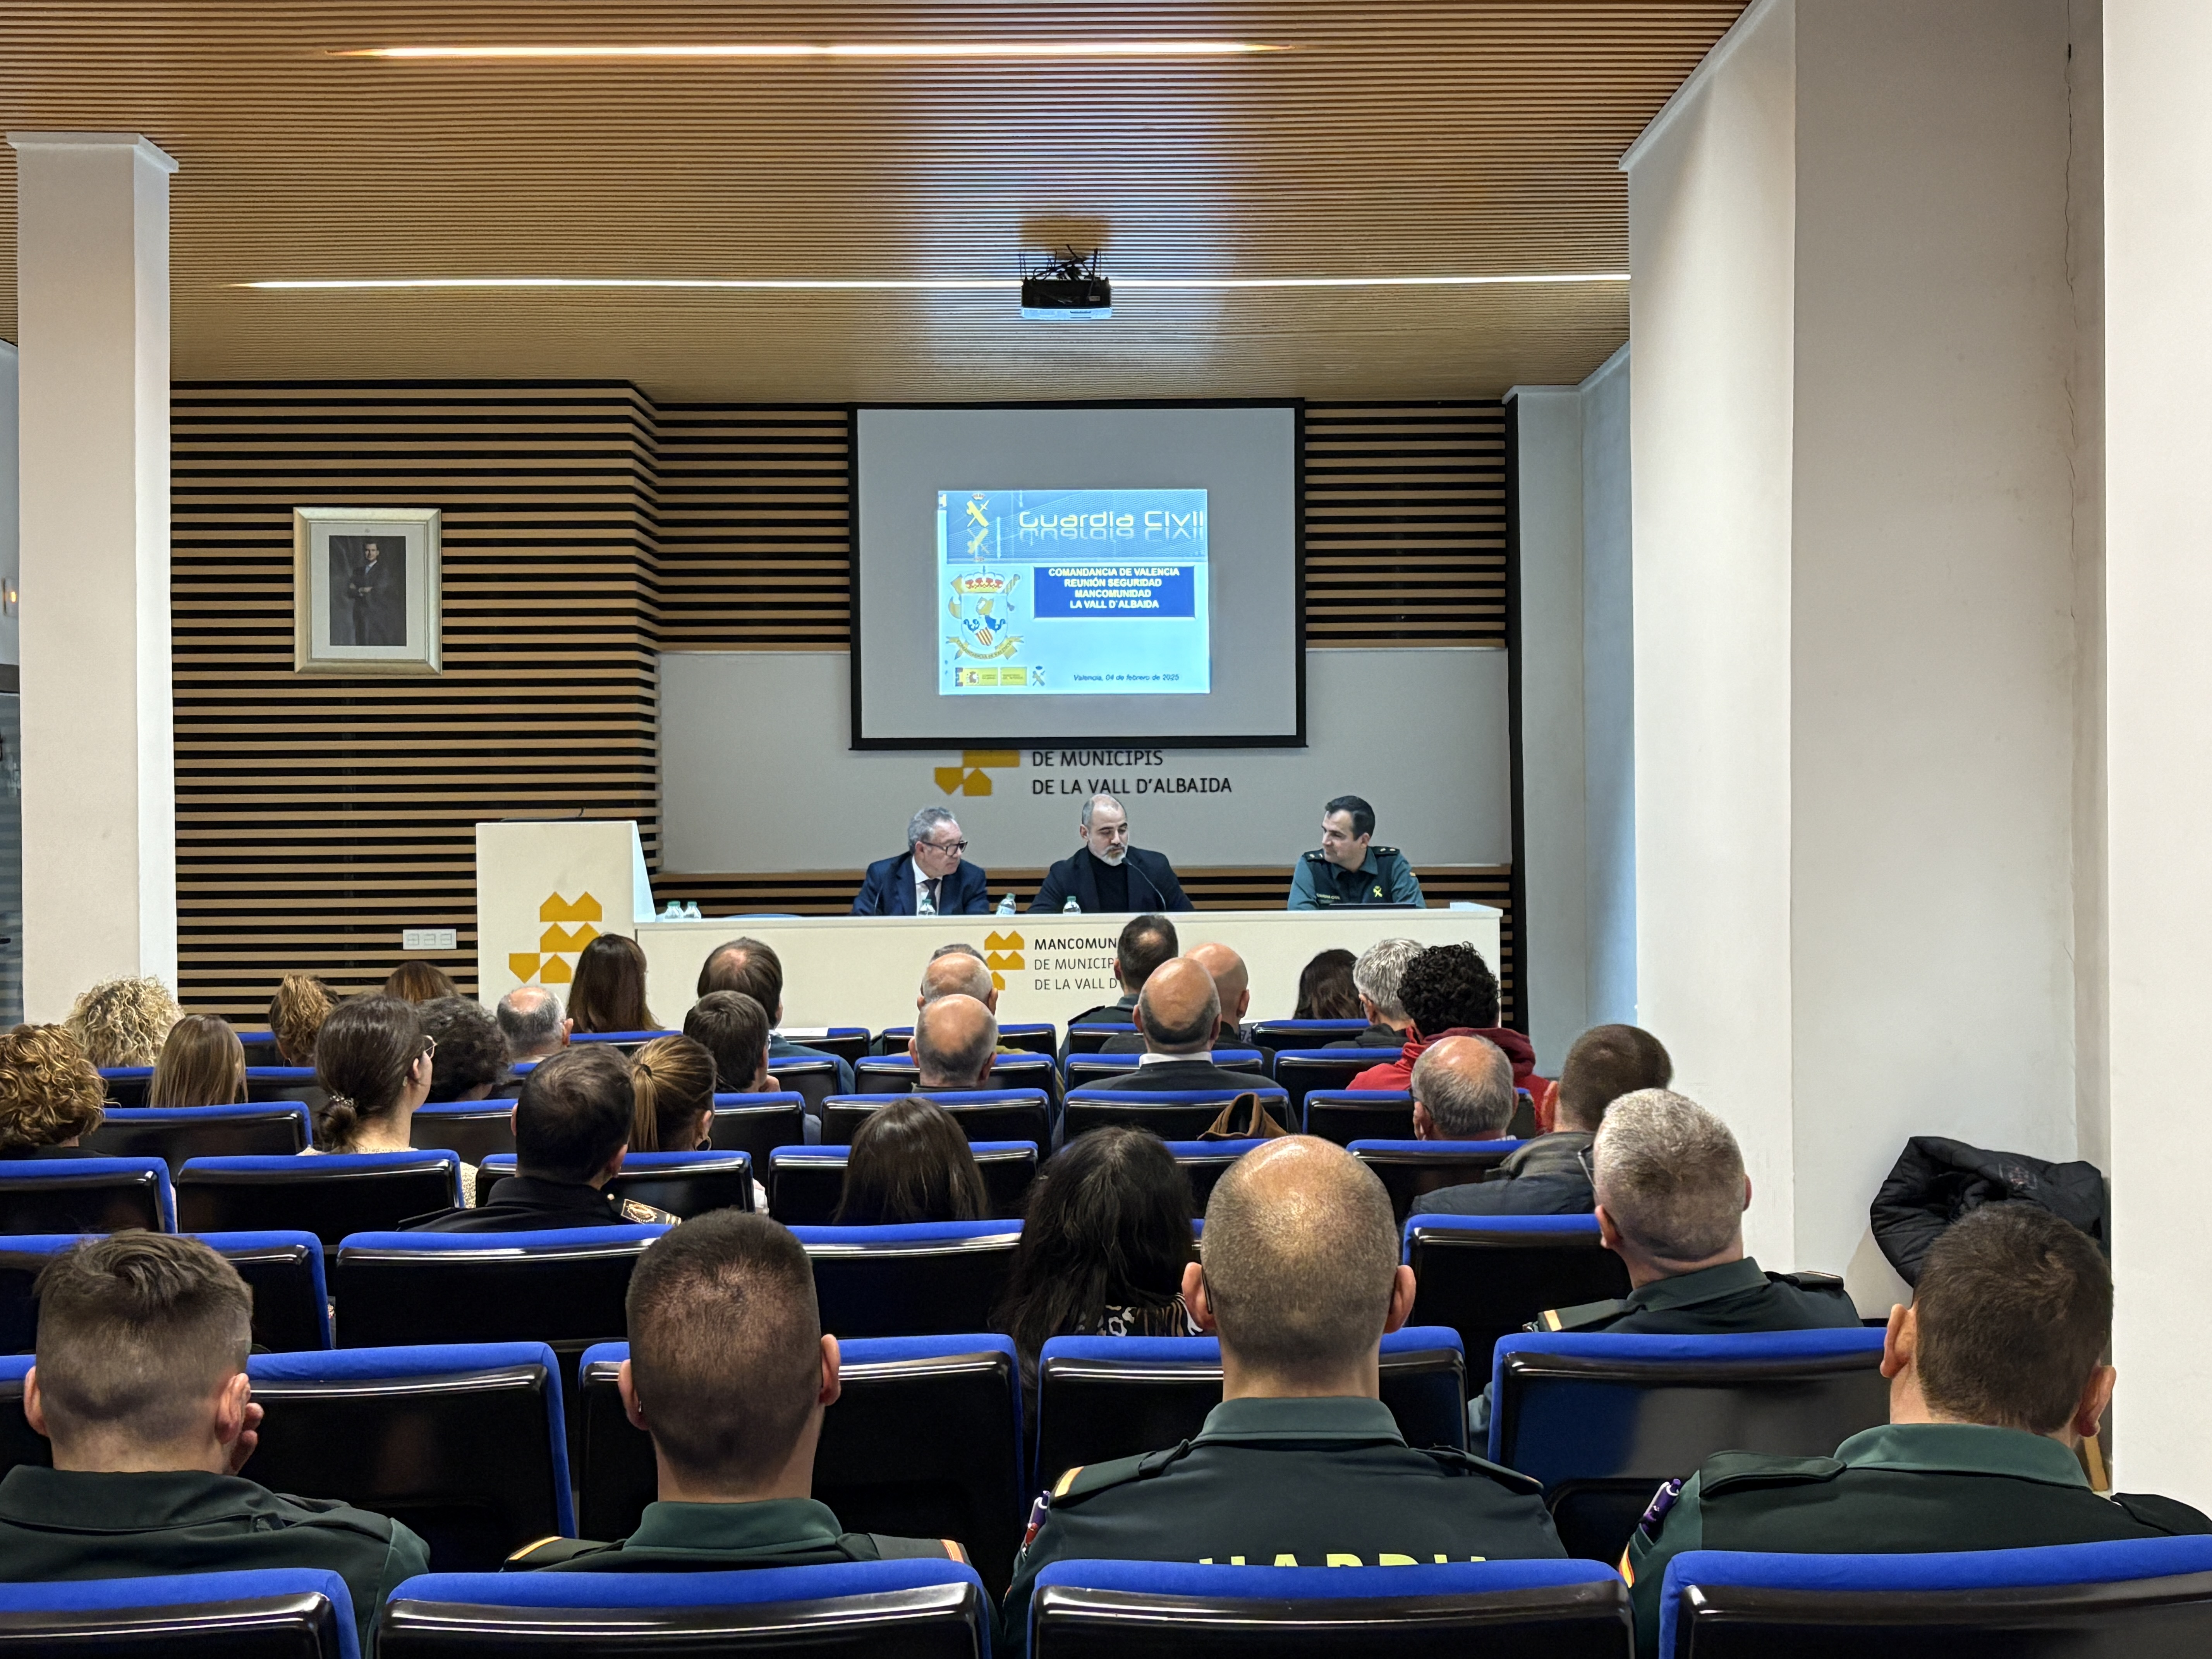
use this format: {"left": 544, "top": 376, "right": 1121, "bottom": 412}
{"left": 384, "top": 960, "right": 457, "bottom": 1003}
{"left": 908, "top": 994, "right": 999, "bottom": 1090}
{"left": 1091, "top": 961, "right": 1256, "bottom": 1094}
{"left": 419, "top": 996, "right": 511, "bottom": 1101}
{"left": 1348, "top": 943, "right": 1544, "bottom": 1097}
{"left": 497, "top": 984, "right": 572, "bottom": 1064}
{"left": 568, "top": 934, "right": 659, "bottom": 1035}
{"left": 1001, "top": 1136, "right": 1564, "bottom": 1648}
{"left": 994, "top": 1126, "right": 1199, "bottom": 1409}
{"left": 1409, "top": 1035, "right": 1518, "bottom": 1141}
{"left": 1623, "top": 1202, "right": 2212, "bottom": 1656}
{"left": 697, "top": 938, "right": 854, "bottom": 1091}
{"left": 507, "top": 1211, "right": 963, "bottom": 1568}
{"left": 0, "top": 1233, "right": 428, "bottom": 1649}
{"left": 1062, "top": 914, "right": 1179, "bottom": 1029}
{"left": 63, "top": 976, "right": 182, "bottom": 1068}
{"left": 685, "top": 991, "right": 776, "bottom": 1094}
{"left": 832, "top": 1097, "right": 987, "bottom": 1225}
{"left": 1411, "top": 1023, "right": 1672, "bottom": 1218}
{"left": 148, "top": 1015, "right": 249, "bottom": 1108}
{"left": 266, "top": 972, "right": 337, "bottom": 1068}
{"left": 1294, "top": 947, "right": 1362, "bottom": 1021}
{"left": 1099, "top": 941, "right": 1251, "bottom": 1056}
{"left": 0, "top": 1025, "right": 106, "bottom": 1159}
{"left": 310, "top": 994, "right": 476, "bottom": 1202}
{"left": 920, "top": 943, "right": 1001, "bottom": 1014}
{"left": 404, "top": 1046, "right": 674, "bottom": 1231}
{"left": 629, "top": 1035, "right": 720, "bottom": 1152}
{"left": 1333, "top": 936, "right": 1422, "bottom": 1049}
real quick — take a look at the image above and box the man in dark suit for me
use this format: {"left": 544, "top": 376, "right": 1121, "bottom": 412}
{"left": 1030, "top": 793, "right": 1191, "bottom": 913}
{"left": 851, "top": 807, "right": 992, "bottom": 916}
{"left": 345, "top": 536, "right": 406, "bottom": 647}
{"left": 1090, "top": 959, "right": 1257, "bottom": 1093}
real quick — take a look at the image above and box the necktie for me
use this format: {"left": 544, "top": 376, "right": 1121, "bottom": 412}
{"left": 921, "top": 877, "right": 940, "bottom": 915}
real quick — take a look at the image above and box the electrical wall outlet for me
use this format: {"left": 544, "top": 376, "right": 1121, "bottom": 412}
{"left": 402, "top": 927, "right": 459, "bottom": 951}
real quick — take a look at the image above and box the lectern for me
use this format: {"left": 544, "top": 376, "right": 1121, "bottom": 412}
{"left": 476, "top": 820, "right": 657, "bottom": 1004}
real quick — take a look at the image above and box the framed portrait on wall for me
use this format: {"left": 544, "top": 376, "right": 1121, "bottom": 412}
{"left": 292, "top": 507, "right": 443, "bottom": 675}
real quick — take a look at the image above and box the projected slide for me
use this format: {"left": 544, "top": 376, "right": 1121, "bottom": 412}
{"left": 937, "top": 487, "right": 1211, "bottom": 697}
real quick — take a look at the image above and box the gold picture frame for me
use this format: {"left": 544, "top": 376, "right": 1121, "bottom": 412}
{"left": 292, "top": 506, "right": 443, "bottom": 675}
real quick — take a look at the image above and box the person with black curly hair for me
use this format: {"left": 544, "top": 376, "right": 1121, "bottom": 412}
{"left": 419, "top": 996, "right": 512, "bottom": 1102}
{"left": 1346, "top": 941, "right": 1545, "bottom": 1100}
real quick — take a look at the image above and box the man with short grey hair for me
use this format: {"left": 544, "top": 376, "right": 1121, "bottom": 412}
{"left": 1335, "top": 937, "right": 1422, "bottom": 1049}
{"left": 497, "top": 985, "right": 571, "bottom": 1063}
{"left": 1030, "top": 793, "right": 1192, "bottom": 914}
{"left": 1410, "top": 1035, "right": 1516, "bottom": 1140}
{"left": 908, "top": 993, "right": 998, "bottom": 1090}
{"left": 852, "top": 806, "right": 992, "bottom": 915}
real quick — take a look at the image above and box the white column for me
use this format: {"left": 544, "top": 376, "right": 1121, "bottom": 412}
{"left": 1579, "top": 347, "right": 1637, "bottom": 1028}
{"left": 2104, "top": 0, "right": 2212, "bottom": 1508}
{"left": 8, "top": 133, "right": 179, "bottom": 1019}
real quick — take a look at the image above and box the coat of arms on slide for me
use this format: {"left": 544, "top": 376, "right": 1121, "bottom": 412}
{"left": 946, "top": 568, "right": 1024, "bottom": 661}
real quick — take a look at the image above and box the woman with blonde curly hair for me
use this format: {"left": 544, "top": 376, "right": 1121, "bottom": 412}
{"left": 266, "top": 972, "right": 337, "bottom": 1068}
{"left": 148, "top": 1015, "right": 249, "bottom": 1109}
{"left": 0, "top": 1025, "right": 108, "bottom": 1156}
{"left": 62, "top": 977, "right": 184, "bottom": 1069}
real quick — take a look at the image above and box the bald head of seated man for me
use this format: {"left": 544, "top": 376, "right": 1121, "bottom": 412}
{"left": 1000, "top": 1136, "right": 1563, "bottom": 1644}
{"left": 917, "top": 945, "right": 996, "bottom": 1014}
{"left": 1186, "top": 941, "right": 1251, "bottom": 1042}
{"left": 907, "top": 993, "right": 998, "bottom": 1090}
{"left": 1093, "top": 959, "right": 1262, "bottom": 1095}
{"left": 1410, "top": 1034, "right": 1517, "bottom": 1141}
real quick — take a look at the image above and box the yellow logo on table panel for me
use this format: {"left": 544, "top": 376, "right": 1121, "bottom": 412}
{"left": 509, "top": 891, "right": 603, "bottom": 985}
{"left": 983, "top": 929, "right": 1025, "bottom": 993}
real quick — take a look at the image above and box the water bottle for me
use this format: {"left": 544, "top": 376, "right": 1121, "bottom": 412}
{"left": 996, "top": 894, "right": 1016, "bottom": 917}
{"left": 1062, "top": 895, "right": 1081, "bottom": 913}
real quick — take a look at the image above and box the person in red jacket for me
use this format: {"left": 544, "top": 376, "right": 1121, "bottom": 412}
{"left": 1347, "top": 943, "right": 1547, "bottom": 1102}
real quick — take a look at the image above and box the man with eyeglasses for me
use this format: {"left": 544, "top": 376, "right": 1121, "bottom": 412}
{"left": 1030, "top": 793, "right": 1192, "bottom": 914}
{"left": 852, "top": 807, "right": 994, "bottom": 916}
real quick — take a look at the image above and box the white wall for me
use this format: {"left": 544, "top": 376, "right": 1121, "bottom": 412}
{"left": 1581, "top": 347, "right": 1637, "bottom": 1026}
{"left": 0, "top": 341, "right": 17, "bottom": 667}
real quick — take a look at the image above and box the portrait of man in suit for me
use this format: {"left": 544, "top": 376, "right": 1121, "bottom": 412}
{"left": 329, "top": 534, "right": 408, "bottom": 647}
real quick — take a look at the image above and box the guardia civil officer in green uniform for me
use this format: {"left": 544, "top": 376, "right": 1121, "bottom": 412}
{"left": 1289, "top": 795, "right": 1425, "bottom": 909}
{"left": 0, "top": 1235, "right": 428, "bottom": 1654}
{"left": 1623, "top": 1203, "right": 2212, "bottom": 1658}
{"left": 1001, "top": 1137, "right": 1563, "bottom": 1656}
{"left": 509, "top": 1211, "right": 961, "bottom": 1572}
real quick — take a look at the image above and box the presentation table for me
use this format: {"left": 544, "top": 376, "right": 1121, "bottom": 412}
{"left": 633, "top": 907, "right": 1503, "bottom": 1034}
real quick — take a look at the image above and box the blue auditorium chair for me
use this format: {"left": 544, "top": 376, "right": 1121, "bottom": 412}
{"left": 1304, "top": 1089, "right": 1419, "bottom": 1145}
{"left": 1160, "top": 1139, "right": 1264, "bottom": 1212}
{"left": 1656, "top": 1536, "right": 2212, "bottom": 1658}
{"left": 0, "top": 1230, "right": 330, "bottom": 1353}
{"left": 84, "top": 1103, "right": 311, "bottom": 1169}
{"left": 880, "top": 1021, "right": 1058, "bottom": 1058}
{"left": 237, "top": 1027, "right": 284, "bottom": 1067}
{"left": 1352, "top": 1137, "right": 1521, "bottom": 1220}
{"left": 766, "top": 1056, "right": 842, "bottom": 1117}
{"left": 176, "top": 1151, "right": 463, "bottom": 1245}
{"left": 247, "top": 1341, "right": 572, "bottom": 1572}
{"left": 1065, "top": 1023, "right": 1129, "bottom": 1055}
{"left": 408, "top": 1099, "right": 517, "bottom": 1163}
{"left": 857, "top": 1053, "right": 1060, "bottom": 1095}
{"left": 0, "top": 1156, "right": 173, "bottom": 1235}
{"left": 792, "top": 1220, "right": 1021, "bottom": 1338}
{"left": 568, "top": 1029, "right": 680, "bottom": 1053}
{"left": 1028, "top": 1559, "right": 1633, "bottom": 1658}
{"left": 1404, "top": 1214, "right": 1633, "bottom": 1365}
{"left": 96, "top": 1065, "right": 154, "bottom": 1106}
{"left": 0, "top": 1568, "right": 359, "bottom": 1659}
{"left": 822, "top": 1090, "right": 1052, "bottom": 1149}
{"left": 1246, "top": 1018, "right": 1372, "bottom": 1049}
{"left": 1034, "top": 1327, "right": 1468, "bottom": 1490}
{"left": 576, "top": 1334, "right": 1025, "bottom": 1595}
{"left": 791, "top": 1027, "right": 871, "bottom": 1066}
{"left": 1063, "top": 1049, "right": 1268, "bottom": 1090}
{"left": 769, "top": 1142, "right": 1037, "bottom": 1225}
{"left": 378, "top": 1559, "right": 993, "bottom": 1658}
{"left": 1490, "top": 1329, "right": 1888, "bottom": 1563}
{"left": 708, "top": 1091, "right": 811, "bottom": 1161}
{"left": 1271, "top": 1049, "right": 1403, "bottom": 1115}
{"left": 477, "top": 1151, "right": 756, "bottom": 1218}
{"left": 245, "top": 1067, "right": 324, "bottom": 1104}
{"left": 1061, "top": 1089, "right": 1290, "bottom": 1143}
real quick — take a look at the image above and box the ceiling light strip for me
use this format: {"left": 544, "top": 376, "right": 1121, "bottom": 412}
{"left": 335, "top": 42, "right": 1284, "bottom": 61}
{"left": 242, "top": 273, "right": 1627, "bottom": 292}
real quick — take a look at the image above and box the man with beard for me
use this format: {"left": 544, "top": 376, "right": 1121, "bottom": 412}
{"left": 1029, "top": 794, "right": 1192, "bottom": 914}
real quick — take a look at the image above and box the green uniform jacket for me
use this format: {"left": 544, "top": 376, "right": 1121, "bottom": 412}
{"left": 1535, "top": 1256, "right": 1862, "bottom": 1337}
{"left": 1000, "top": 1396, "right": 1563, "bottom": 1657}
{"left": 1288, "top": 847, "right": 1424, "bottom": 910}
{"left": 1624, "top": 1423, "right": 2212, "bottom": 1657}
{"left": 507, "top": 1496, "right": 953, "bottom": 1572}
{"left": 0, "top": 1465, "right": 429, "bottom": 1652}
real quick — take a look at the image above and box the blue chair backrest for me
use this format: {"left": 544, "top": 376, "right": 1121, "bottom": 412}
{"left": 792, "top": 1220, "right": 1022, "bottom": 1339}
{"left": 822, "top": 1091, "right": 1052, "bottom": 1149}
{"left": 770, "top": 1141, "right": 1037, "bottom": 1226}
{"left": 83, "top": 1103, "right": 312, "bottom": 1170}
{"left": 97, "top": 1065, "right": 155, "bottom": 1106}
{"left": 0, "top": 1156, "right": 174, "bottom": 1235}
{"left": 1063, "top": 1049, "right": 1267, "bottom": 1087}
{"left": 248, "top": 1341, "right": 572, "bottom": 1574}
{"left": 245, "top": 1067, "right": 322, "bottom": 1104}
{"left": 0, "top": 1229, "right": 330, "bottom": 1355}
{"left": 767, "top": 1055, "right": 841, "bottom": 1114}
{"left": 880, "top": 1021, "right": 1058, "bottom": 1058}
{"left": 1034, "top": 1327, "right": 1469, "bottom": 1493}
{"left": 1305, "top": 1089, "right": 1419, "bottom": 1146}
{"left": 1029, "top": 1559, "right": 1632, "bottom": 1658}
{"left": 785, "top": 1027, "right": 871, "bottom": 1065}
{"left": 1352, "top": 1135, "right": 1520, "bottom": 1220}
{"left": 1660, "top": 1537, "right": 2212, "bottom": 1658}
{"left": 577, "top": 1336, "right": 1026, "bottom": 1598}
{"left": 408, "top": 1099, "right": 518, "bottom": 1163}
{"left": 1065, "top": 1022, "right": 1132, "bottom": 1054}
{"left": 237, "top": 1027, "right": 283, "bottom": 1067}
{"left": 381, "top": 1559, "right": 992, "bottom": 1659}
{"left": 1404, "top": 1214, "right": 1632, "bottom": 1368}
{"left": 857, "top": 1053, "right": 1058, "bottom": 1094}
{"left": 177, "top": 1151, "right": 461, "bottom": 1246}
{"left": 1271, "top": 1048, "right": 1404, "bottom": 1112}
{"left": 1247, "top": 1018, "right": 1372, "bottom": 1046}
{"left": 706, "top": 1091, "right": 810, "bottom": 1161}
{"left": 477, "top": 1151, "right": 755, "bottom": 1219}
{"left": 1492, "top": 1329, "right": 1887, "bottom": 1563}
{"left": 331, "top": 1226, "right": 662, "bottom": 1361}
{"left": 1160, "top": 1139, "right": 1265, "bottom": 1213}
{"left": 568, "top": 1029, "right": 680, "bottom": 1051}
{"left": 1062, "top": 1089, "right": 1291, "bottom": 1142}
{"left": 0, "top": 1568, "right": 358, "bottom": 1659}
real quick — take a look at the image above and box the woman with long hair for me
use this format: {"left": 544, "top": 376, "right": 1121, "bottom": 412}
{"left": 834, "top": 1097, "right": 987, "bottom": 1226}
{"left": 266, "top": 972, "right": 337, "bottom": 1067}
{"left": 0, "top": 1025, "right": 106, "bottom": 1156}
{"left": 310, "top": 995, "right": 472, "bottom": 1204}
{"left": 1293, "top": 948, "right": 1362, "bottom": 1021}
{"left": 148, "top": 1015, "right": 248, "bottom": 1108}
{"left": 567, "top": 935, "right": 658, "bottom": 1034}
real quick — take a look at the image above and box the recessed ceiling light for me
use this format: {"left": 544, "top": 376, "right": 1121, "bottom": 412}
{"left": 240, "top": 273, "right": 1626, "bottom": 292}
{"left": 332, "top": 41, "right": 1285, "bottom": 61}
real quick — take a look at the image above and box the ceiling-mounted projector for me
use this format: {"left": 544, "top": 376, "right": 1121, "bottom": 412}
{"left": 1021, "top": 248, "right": 1111, "bottom": 321}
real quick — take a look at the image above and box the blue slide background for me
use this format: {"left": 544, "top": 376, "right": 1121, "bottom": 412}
{"left": 937, "top": 487, "right": 1211, "bottom": 696}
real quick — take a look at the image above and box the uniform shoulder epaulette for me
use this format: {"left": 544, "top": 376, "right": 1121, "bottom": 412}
{"left": 503, "top": 1535, "right": 617, "bottom": 1569}
{"left": 1533, "top": 1297, "right": 1628, "bottom": 1333}
{"left": 1371, "top": 844, "right": 1401, "bottom": 857}
{"left": 618, "top": 1197, "right": 680, "bottom": 1225}
{"left": 1300, "top": 848, "right": 1333, "bottom": 864}
{"left": 1049, "top": 1442, "right": 1194, "bottom": 1504}
{"left": 1769, "top": 1269, "right": 1848, "bottom": 1295}
{"left": 1417, "top": 1445, "right": 1544, "bottom": 1496}
{"left": 1699, "top": 1451, "right": 1847, "bottom": 1497}
{"left": 2111, "top": 1491, "right": 2212, "bottom": 1535}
